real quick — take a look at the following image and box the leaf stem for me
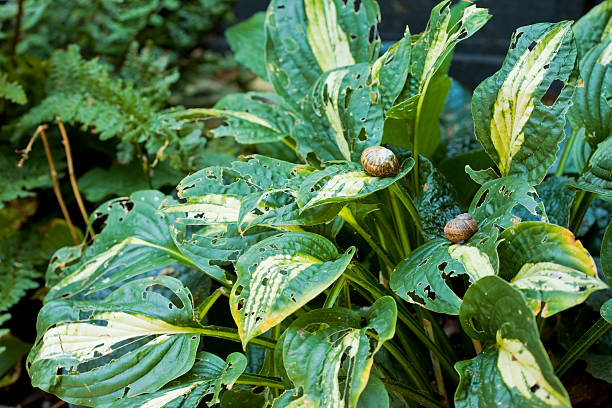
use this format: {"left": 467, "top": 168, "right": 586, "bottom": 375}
{"left": 323, "top": 276, "right": 346, "bottom": 308}
{"left": 382, "top": 379, "right": 445, "bottom": 408}
{"left": 388, "top": 189, "right": 412, "bottom": 257}
{"left": 338, "top": 207, "right": 394, "bottom": 270}
{"left": 382, "top": 338, "right": 432, "bottom": 393}
{"left": 555, "top": 127, "right": 578, "bottom": 177}
{"left": 196, "top": 288, "right": 225, "bottom": 322}
{"left": 9, "top": 0, "right": 24, "bottom": 57}
{"left": 194, "top": 325, "right": 276, "bottom": 349}
{"left": 555, "top": 317, "right": 611, "bottom": 377}
{"left": 235, "top": 373, "right": 285, "bottom": 389}
{"left": 569, "top": 190, "right": 595, "bottom": 234}
{"left": 390, "top": 183, "right": 423, "bottom": 233}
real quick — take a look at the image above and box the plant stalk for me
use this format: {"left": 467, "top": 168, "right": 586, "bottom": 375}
{"left": 194, "top": 325, "right": 276, "bottom": 349}
{"left": 9, "top": 0, "right": 24, "bottom": 57}
{"left": 235, "top": 373, "right": 285, "bottom": 389}
{"left": 390, "top": 183, "right": 423, "bottom": 233}
{"left": 324, "top": 276, "right": 346, "bottom": 308}
{"left": 382, "top": 339, "right": 432, "bottom": 393}
{"left": 569, "top": 190, "right": 595, "bottom": 234}
{"left": 196, "top": 288, "right": 225, "bottom": 322}
{"left": 555, "top": 317, "right": 611, "bottom": 377}
{"left": 388, "top": 189, "right": 412, "bottom": 257}
{"left": 382, "top": 379, "right": 445, "bottom": 408}
{"left": 555, "top": 127, "right": 578, "bottom": 177}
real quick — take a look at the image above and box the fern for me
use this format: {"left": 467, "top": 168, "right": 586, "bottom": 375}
{"left": 0, "top": 73, "right": 27, "bottom": 105}
{"left": 16, "top": 45, "right": 204, "bottom": 171}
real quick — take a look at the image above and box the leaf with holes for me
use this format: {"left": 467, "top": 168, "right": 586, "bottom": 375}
{"left": 568, "top": 35, "right": 612, "bottom": 148}
{"left": 297, "top": 158, "right": 414, "bottom": 211}
{"left": 497, "top": 221, "right": 604, "bottom": 316}
{"left": 455, "top": 276, "right": 571, "bottom": 408}
{"left": 390, "top": 234, "right": 497, "bottom": 315}
{"left": 230, "top": 232, "right": 354, "bottom": 347}
{"left": 107, "top": 352, "right": 247, "bottom": 408}
{"left": 276, "top": 296, "right": 396, "bottom": 408}
{"left": 472, "top": 22, "right": 578, "bottom": 184}
{"left": 265, "top": 0, "right": 380, "bottom": 109}
{"left": 45, "top": 191, "right": 192, "bottom": 301}
{"left": 469, "top": 177, "right": 548, "bottom": 232}
{"left": 27, "top": 277, "right": 202, "bottom": 407}
{"left": 567, "top": 137, "right": 612, "bottom": 199}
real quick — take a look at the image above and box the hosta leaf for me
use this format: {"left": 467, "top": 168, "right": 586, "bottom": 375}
{"left": 472, "top": 22, "right": 578, "bottom": 184}
{"left": 265, "top": 0, "right": 380, "bottom": 108}
{"left": 226, "top": 12, "right": 267, "bottom": 79}
{"left": 294, "top": 63, "right": 384, "bottom": 162}
{"left": 534, "top": 176, "right": 575, "bottom": 227}
{"left": 221, "top": 388, "right": 267, "bottom": 407}
{"left": 371, "top": 33, "right": 411, "bottom": 112}
{"left": 603, "top": 221, "right": 612, "bottom": 284}
{"left": 28, "top": 277, "right": 201, "bottom": 407}
{"left": 230, "top": 232, "right": 354, "bottom": 346}
{"left": 573, "top": 0, "right": 612, "bottom": 57}
{"left": 297, "top": 159, "right": 414, "bottom": 211}
{"left": 278, "top": 297, "right": 396, "bottom": 408}
{"left": 567, "top": 137, "right": 612, "bottom": 199}
{"left": 510, "top": 262, "right": 607, "bottom": 317}
{"left": 469, "top": 177, "right": 547, "bottom": 231}
{"left": 108, "top": 352, "right": 247, "bottom": 408}
{"left": 455, "top": 276, "right": 570, "bottom": 408}
{"left": 568, "top": 36, "right": 612, "bottom": 147}
{"left": 602, "top": 298, "right": 612, "bottom": 324}
{"left": 414, "top": 155, "right": 462, "bottom": 240}
{"left": 497, "top": 222, "right": 597, "bottom": 280}
{"left": 45, "top": 191, "right": 194, "bottom": 300}
{"left": 390, "top": 235, "right": 497, "bottom": 315}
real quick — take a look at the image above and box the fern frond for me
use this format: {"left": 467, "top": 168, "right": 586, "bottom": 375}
{"left": 0, "top": 73, "right": 27, "bottom": 105}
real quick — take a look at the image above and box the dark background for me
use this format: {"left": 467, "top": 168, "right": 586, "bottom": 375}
{"left": 227, "top": 0, "right": 604, "bottom": 89}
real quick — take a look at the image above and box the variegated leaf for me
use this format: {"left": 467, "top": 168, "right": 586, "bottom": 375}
{"left": 456, "top": 276, "right": 571, "bottom": 408}
{"left": 510, "top": 262, "right": 607, "bottom": 317}
{"left": 296, "top": 158, "right": 414, "bottom": 211}
{"left": 107, "top": 352, "right": 247, "bottom": 408}
{"left": 572, "top": 0, "right": 612, "bottom": 57}
{"left": 265, "top": 0, "right": 380, "bottom": 108}
{"left": 568, "top": 35, "right": 612, "bottom": 147}
{"left": 230, "top": 232, "right": 354, "bottom": 346}
{"left": 276, "top": 297, "right": 396, "bottom": 408}
{"left": 45, "top": 191, "right": 194, "bottom": 300}
{"left": 473, "top": 22, "right": 578, "bottom": 184}
{"left": 390, "top": 234, "right": 497, "bottom": 315}
{"left": 28, "top": 277, "right": 201, "bottom": 407}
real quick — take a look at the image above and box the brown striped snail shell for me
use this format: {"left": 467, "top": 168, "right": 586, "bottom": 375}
{"left": 360, "top": 146, "right": 399, "bottom": 177}
{"left": 444, "top": 213, "right": 478, "bottom": 243}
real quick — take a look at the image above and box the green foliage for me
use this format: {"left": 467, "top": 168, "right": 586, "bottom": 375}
{"left": 0, "top": 72, "right": 27, "bottom": 105}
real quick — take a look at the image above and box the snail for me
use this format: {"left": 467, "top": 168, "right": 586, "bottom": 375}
{"left": 444, "top": 213, "right": 478, "bottom": 243}
{"left": 361, "top": 146, "right": 399, "bottom": 177}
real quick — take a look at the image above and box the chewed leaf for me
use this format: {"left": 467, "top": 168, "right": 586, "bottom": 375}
{"left": 473, "top": 22, "right": 578, "bottom": 184}
{"left": 469, "top": 177, "right": 547, "bottom": 231}
{"left": 278, "top": 297, "right": 396, "bottom": 408}
{"left": 510, "top": 262, "right": 607, "bottom": 317}
{"left": 390, "top": 235, "right": 497, "bottom": 315}
{"left": 162, "top": 194, "right": 244, "bottom": 225}
{"left": 497, "top": 222, "right": 597, "bottom": 281}
{"left": 455, "top": 276, "right": 570, "bottom": 408}
{"left": 107, "top": 352, "right": 247, "bottom": 408}
{"left": 45, "top": 191, "right": 189, "bottom": 301}
{"left": 28, "top": 277, "right": 201, "bottom": 407}
{"left": 567, "top": 37, "right": 612, "bottom": 147}
{"left": 297, "top": 159, "right": 414, "bottom": 211}
{"left": 230, "top": 232, "right": 354, "bottom": 346}
{"left": 567, "top": 137, "right": 612, "bottom": 199}
{"left": 265, "top": 0, "right": 380, "bottom": 108}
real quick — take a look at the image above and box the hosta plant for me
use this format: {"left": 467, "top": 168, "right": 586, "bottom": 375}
{"left": 27, "top": 0, "right": 612, "bottom": 407}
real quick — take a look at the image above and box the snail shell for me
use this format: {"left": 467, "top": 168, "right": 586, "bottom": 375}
{"left": 444, "top": 213, "right": 478, "bottom": 243}
{"left": 361, "top": 146, "right": 399, "bottom": 177}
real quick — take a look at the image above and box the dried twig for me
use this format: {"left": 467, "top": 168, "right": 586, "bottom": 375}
{"left": 56, "top": 117, "right": 96, "bottom": 239}
{"left": 16, "top": 126, "right": 44, "bottom": 167}
{"left": 38, "top": 125, "right": 79, "bottom": 245}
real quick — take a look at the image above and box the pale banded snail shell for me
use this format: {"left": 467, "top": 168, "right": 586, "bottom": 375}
{"left": 360, "top": 146, "right": 400, "bottom": 177}
{"left": 444, "top": 213, "right": 478, "bottom": 243}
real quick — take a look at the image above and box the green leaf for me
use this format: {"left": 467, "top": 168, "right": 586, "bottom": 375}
{"left": 437, "top": 150, "right": 496, "bottom": 208}
{"left": 414, "top": 155, "right": 462, "bottom": 240}
{"left": 230, "top": 232, "right": 355, "bottom": 346}
{"left": 469, "top": 177, "right": 547, "bottom": 231}
{"left": 45, "top": 190, "right": 192, "bottom": 300}
{"left": 603, "top": 221, "right": 612, "bottom": 284}
{"left": 265, "top": 0, "right": 380, "bottom": 108}
{"left": 567, "top": 36, "right": 612, "bottom": 147}
{"left": 472, "top": 22, "right": 578, "bottom": 184}
{"left": 297, "top": 159, "right": 414, "bottom": 211}
{"left": 108, "top": 352, "right": 247, "bottom": 408}
{"left": 572, "top": 0, "right": 612, "bottom": 57}
{"left": 455, "top": 276, "right": 570, "bottom": 408}
{"left": 294, "top": 63, "right": 385, "bottom": 162}
{"left": 357, "top": 372, "right": 389, "bottom": 408}
{"left": 0, "top": 72, "right": 27, "bottom": 105}
{"left": 583, "top": 352, "right": 612, "bottom": 384}
{"left": 27, "top": 276, "right": 201, "bottom": 406}
{"left": 391, "top": 236, "right": 497, "bottom": 315}
{"left": 534, "top": 176, "right": 576, "bottom": 227}
{"left": 497, "top": 222, "right": 597, "bottom": 281}
{"left": 226, "top": 12, "right": 268, "bottom": 79}
{"left": 510, "top": 262, "right": 607, "bottom": 317}
{"left": 372, "top": 33, "right": 411, "bottom": 112}
{"left": 602, "top": 298, "right": 612, "bottom": 324}
{"left": 567, "top": 137, "right": 612, "bottom": 199}
{"left": 0, "top": 331, "right": 30, "bottom": 383}
{"left": 278, "top": 297, "right": 396, "bottom": 408}
{"left": 221, "top": 388, "right": 267, "bottom": 407}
